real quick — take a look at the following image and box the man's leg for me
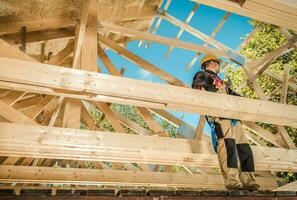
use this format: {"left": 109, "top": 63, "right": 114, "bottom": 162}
{"left": 234, "top": 121, "right": 260, "bottom": 191}
{"left": 215, "top": 119, "right": 242, "bottom": 190}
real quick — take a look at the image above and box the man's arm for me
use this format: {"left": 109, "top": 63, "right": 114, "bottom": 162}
{"left": 191, "top": 71, "right": 207, "bottom": 90}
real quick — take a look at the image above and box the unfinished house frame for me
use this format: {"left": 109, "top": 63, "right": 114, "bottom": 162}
{"left": 0, "top": 0, "right": 296, "bottom": 198}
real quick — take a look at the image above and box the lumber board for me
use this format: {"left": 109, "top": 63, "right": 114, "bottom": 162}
{"left": 0, "top": 122, "right": 297, "bottom": 172}
{"left": 0, "top": 57, "right": 297, "bottom": 127}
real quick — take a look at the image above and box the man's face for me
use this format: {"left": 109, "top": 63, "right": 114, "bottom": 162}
{"left": 209, "top": 60, "right": 220, "bottom": 73}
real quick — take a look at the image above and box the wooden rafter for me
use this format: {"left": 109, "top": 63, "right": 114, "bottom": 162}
{"left": 1, "top": 57, "right": 297, "bottom": 127}
{"left": 191, "top": 0, "right": 297, "bottom": 32}
{"left": 0, "top": 165, "right": 278, "bottom": 189}
{"left": 1, "top": 122, "right": 297, "bottom": 172}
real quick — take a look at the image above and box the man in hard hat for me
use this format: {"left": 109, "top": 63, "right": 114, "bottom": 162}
{"left": 191, "top": 54, "right": 259, "bottom": 191}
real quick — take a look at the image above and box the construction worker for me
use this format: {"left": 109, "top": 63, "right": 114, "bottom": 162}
{"left": 191, "top": 54, "right": 260, "bottom": 191}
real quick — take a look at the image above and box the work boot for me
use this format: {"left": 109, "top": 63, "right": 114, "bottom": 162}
{"left": 242, "top": 182, "right": 260, "bottom": 191}
{"left": 240, "top": 172, "right": 260, "bottom": 191}
{"left": 225, "top": 180, "right": 243, "bottom": 190}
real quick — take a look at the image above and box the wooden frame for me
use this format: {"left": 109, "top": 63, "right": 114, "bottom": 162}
{"left": 0, "top": 0, "right": 296, "bottom": 194}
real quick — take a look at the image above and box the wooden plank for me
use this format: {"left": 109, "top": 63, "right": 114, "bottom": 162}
{"left": 23, "top": 95, "right": 55, "bottom": 120}
{"left": 264, "top": 70, "right": 297, "bottom": 92}
{"left": 280, "top": 64, "right": 290, "bottom": 103}
{"left": 0, "top": 39, "right": 37, "bottom": 62}
{"left": 137, "top": 0, "right": 146, "bottom": 13}
{"left": 1, "top": 58, "right": 297, "bottom": 127}
{"left": 247, "top": 36, "right": 297, "bottom": 78}
{"left": 191, "top": 0, "right": 297, "bottom": 32}
{"left": 137, "top": 107, "right": 168, "bottom": 137}
{"left": 1, "top": 27, "right": 75, "bottom": 45}
{"left": 243, "top": 121, "right": 287, "bottom": 148}
{"left": 1, "top": 157, "right": 19, "bottom": 165}
{"left": 98, "top": 34, "right": 187, "bottom": 87}
{"left": 279, "top": 28, "right": 297, "bottom": 51}
{"left": 186, "top": 12, "right": 230, "bottom": 70}
{"left": 142, "top": 0, "right": 172, "bottom": 47}
{"left": 244, "top": 70, "right": 296, "bottom": 149}
{"left": 100, "top": 23, "right": 230, "bottom": 58}
{"left": 164, "top": 3, "right": 199, "bottom": 58}
{"left": 48, "top": 97, "right": 64, "bottom": 127}
{"left": 277, "top": 126, "right": 296, "bottom": 149}
{"left": 0, "top": 100, "right": 38, "bottom": 125}
{"left": 0, "top": 80, "right": 165, "bottom": 110}
{"left": 274, "top": 180, "right": 297, "bottom": 191}
{"left": 97, "top": 45, "right": 122, "bottom": 76}
{"left": 244, "top": 1, "right": 297, "bottom": 23}
{"left": 113, "top": 111, "right": 151, "bottom": 135}
{"left": 81, "top": 103, "right": 98, "bottom": 130}
{"left": 60, "top": 1, "right": 92, "bottom": 130}
{"left": 0, "top": 165, "right": 278, "bottom": 189}
{"left": 93, "top": 102, "right": 126, "bottom": 133}
{"left": 62, "top": 98, "right": 81, "bottom": 129}
{"left": 195, "top": 116, "right": 206, "bottom": 141}
{"left": 160, "top": 13, "right": 244, "bottom": 65}
{"left": 81, "top": 0, "right": 98, "bottom": 72}
{"left": 249, "top": 0, "right": 297, "bottom": 16}
{"left": 0, "top": 18, "right": 75, "bottom": 35}
{"left": 72, "top": 0, "right": 91, "bottom": 69}
{"left": 0, "top": 122, "right": 297, "bottom": 172}
{"left": 0, "top": 91, "right": 26, "bottom": 106}
{"left": 245, "top": 130, "right": 266, "bottom": 146}
{"left": 47, "top": 39, "right": 74, "bottom": 66}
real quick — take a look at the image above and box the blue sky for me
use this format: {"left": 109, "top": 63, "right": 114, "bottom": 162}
{"left": 98, "top": 0, "right": 253, "bottom": 135}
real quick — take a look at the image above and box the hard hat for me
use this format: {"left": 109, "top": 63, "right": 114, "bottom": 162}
{"left": 200, "top": 54, "right": 222, "bottom": 66}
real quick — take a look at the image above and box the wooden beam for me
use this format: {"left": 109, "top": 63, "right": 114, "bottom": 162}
{"left": 0, "top": 91, "right": 26, "bottom": 106}
{"left": 22, "top": 95, "right": 55, "bottom": 120}
{"left": 0, "top": 19, "right": 75, "bottom": 36}
{"left": 0, "top": 165, "right": 278, "bottom": 189}
{"left": 100, "top": 23, "right": 229, "bottom": 58}
{"left": 0, "top": 80, "right": 165, "bottom": 110}
{"left": 48, "top": 97, "right": 64, "bottom": 127}
{"left": 277, "top": 126, "right": 296, "bottom": 149}
{"left": 0, "top": 122, "right": 297, "bottom": 172}
{"left": 62, "top": 98, "right": 81, "bottom": 129}
{"left": 96, "top": 49, "right": 164, "bottom": 137}
{"left": 98, "top": 34, "right": 187, "bottom": 87}
{"left": 93, "top": 102, "right": 126, "bottom": 133}
{"left": 113, "top": 111, "right": 151, "bottom": 135}
{"left": 0, "top": 100, "right": 38, "bottom": 125}
{"left": 280, "top": 64, "right": 290, "bottom": 103}
{"left": 72, "top": 0, "right": 91, "bottom": 69}
{"left": 1, "top": 27, "right": 75, "bottom": 45}
{"left": 243, "top": 121, "right": 286, "bottom": 148}
{"left": 97, "top": 45, "right": 121, "bottom": 76}
{"left": 81, "top": 103, "right": 98, "bottom": 130}
{"left": 244, "top": 67, "right": 296, "bottom": 149}
{"left": 1, "top": 58, "right": 297, "bottom": 127}
{"left": 81, "top": 0, "right": 98, "bottom": 72}
{"left": 160, "top": 13, "right": 245, "bottom": 65}
{"left": 274, "top": 180, "right": 297, "bottom": 191}
{"left": 47, "top": 39, "right": 74, "bottom": 66}
{"left": 186, "top": 12, "right": 231, "bottom": 70}
{"left": 195, "top": 116, "right": 206, "bottom": 141}
{"left": 141, "top": 0, "right": 172, "bottom": 47}
{"left": 191, "top": 0, "right": 297, "bottom": 32}
{"left": 164, "top": 3, "right": 199, "bottom": 58}
{"left": 137, "top": 107, "right": 168, "bottom": 137}
{"left": 0, "top": 39, "right": 37, "bottom": 62}
{"left": 247, "top": 36, "right": 297, "bottom": 78}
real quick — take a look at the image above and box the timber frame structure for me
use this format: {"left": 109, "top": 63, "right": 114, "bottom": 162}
{"left": 0, "top": 0, "right": 297, "bottom": 198}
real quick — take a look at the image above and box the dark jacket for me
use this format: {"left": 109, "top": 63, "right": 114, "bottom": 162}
{"left": 191, "top": 70, "right": 240, "bottom": 96}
